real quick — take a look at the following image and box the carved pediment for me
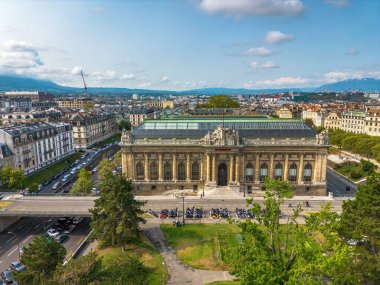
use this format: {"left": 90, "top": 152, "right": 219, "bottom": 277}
{"left": 203, "top": 125, "right": 240, "bottom": 146}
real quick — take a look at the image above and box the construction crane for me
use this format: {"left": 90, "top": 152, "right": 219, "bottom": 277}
{"left": 80, "top": 69, "right": 88, "bottom": 97}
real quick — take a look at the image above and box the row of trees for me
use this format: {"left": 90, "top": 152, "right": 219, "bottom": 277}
{"left": 0, "top": 166, "right": 25, "bottom": 189}
{"left": 198, "top": 95, "right": 240, "bottom": 109}
{"left": 224, "top": 176, "right": 380, "bottom": 284}
{"left": 329, "top": 129, "right": 380, "bottom": 161}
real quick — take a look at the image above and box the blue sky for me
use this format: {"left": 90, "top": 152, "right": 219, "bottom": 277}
{"left": 0, "top": 0, "right": 379, "bottom": 90}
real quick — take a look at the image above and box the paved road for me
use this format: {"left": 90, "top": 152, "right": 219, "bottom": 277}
{"left": 0, "top": 217, "right": 91, "bottom": 272}
{"left": 326, "top": 168, "right": 357, "bottom": 197}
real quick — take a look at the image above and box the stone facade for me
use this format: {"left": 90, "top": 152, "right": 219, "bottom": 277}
{"left": 120, "top": 118, "right": 329, "bottom": 196}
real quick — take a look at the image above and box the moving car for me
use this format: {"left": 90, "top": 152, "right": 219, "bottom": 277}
{"left": 52, "top": 182, "right": 61, "bottom": 190}
{"left": 46, "top": 228, "right": 60, "bottom": 238}
{"left": 9, "top": 261, "right": 26, "bottom": 273}
{"left": 72, "top": 217, "right": 83, "bottom": 225}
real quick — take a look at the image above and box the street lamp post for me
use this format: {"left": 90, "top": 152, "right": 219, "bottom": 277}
{"left": 175, "top": 194, "right": 185, "bottom": 226}
{"left": 8, "top": 232, "right": 20, "bottom": 260}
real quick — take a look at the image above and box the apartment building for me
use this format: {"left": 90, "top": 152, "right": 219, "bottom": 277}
{"left": 129, "top": 108, "right": 155, "bottom": 127}
{"left": 341, "top": 111, "right": 366, "bottom": 134}
{"left": 302, "top": 106, "right": 326, "bottom": 127}
{"left": 1, "top": 111, "right": 62, "bottom": 126}
{"left": 0, "top": 97, "right": 32, "bottom": 111}
{"left": 57, "top": 98, "right": 95, "bottom": 109}
{"left": 65, "top": 110, "right": 118, "bottom": 149}
{"left": 276, "top": 105, "right": 302, "bottom": 119}
{"left": 324, "top": 112, "right": 342, "bottom": 130}
{"left": 147, "top": 100, "right": 174, "bottom": 109}
{"left": 2, "top": 91, "right": 54, "bottom": 103}
{"left": 0, "top": 143, "right": 15, "bottom": 171}
{"left": 0, "top": 123, "right": 74, "bottom": 174}
{"left": 364, "top": 109, "right": 380, "bottom": 136}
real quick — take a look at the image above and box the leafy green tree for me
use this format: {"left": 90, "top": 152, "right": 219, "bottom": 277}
{"left": 90, "top": 171, "right": 146, "bottom": 251}
{"left": 15, "top": 235, "right": 66, "bottom": 285}
{"left": 338, "top": 174, "right": 380, "bottom": 284}
{"left": 53, "top": 251, "right": 100, "bottom": 285}
{"left": 29, "top": 183, "right": 39, "bottom": 194}
{"left": 304, "top": 118, "right": 315, "bottom": 129}
{"left": 228, "top": 179, "right": 363, "bottom": 285}
{"left": 100, "top": 254, "right": 148, "bottom": 285}
{"left": 201, "top": 95, "right": 240, "bottom": 109}
{"left": 71, "top": 169, "right": 94, "bottom": 196}
{"left": 0, "top": 166, "right": 25, "bottom": 189}
{"left": 118, "top": 119, "right": 131, "bottom": 131}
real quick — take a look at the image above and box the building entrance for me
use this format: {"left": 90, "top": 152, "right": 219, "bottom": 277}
{"left": 217, "top": 163, "right": 228, "bottom": 186}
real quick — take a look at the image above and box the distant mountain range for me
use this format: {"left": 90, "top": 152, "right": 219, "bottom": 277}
{"left": 0, "top": 75, "right": 379, "bottom": 96}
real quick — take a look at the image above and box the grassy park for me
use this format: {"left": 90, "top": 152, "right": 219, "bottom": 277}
{"left": 161, "top": 224, "right": 241, "bottom": 270}
{"left": 96, "top": 239, "right": 167, "bottom": 285}
{"left": 333, "top": 159, "right": 377, "bottom": 181}
{"left": 25, "top": 152, "right": 82, "bottom": 186}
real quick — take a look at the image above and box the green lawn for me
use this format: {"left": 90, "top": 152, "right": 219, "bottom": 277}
{"left": 93, "top": 133, "right": 121, "bottom": 149}
{"left": 161, "top": 224, "right": 241, "bottom": 270}
{"left": 97, "top": 240, "right": 167, "bottom": 285}
{"left": 334, "top": 160, "right": 376, "bottom": 181}
{"left": 25, "top": 152, "right": 82, "bottom": 186}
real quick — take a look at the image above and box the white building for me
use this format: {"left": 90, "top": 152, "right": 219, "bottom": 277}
{"left": 0, "top": 123, "right": 74, "bottom": 174}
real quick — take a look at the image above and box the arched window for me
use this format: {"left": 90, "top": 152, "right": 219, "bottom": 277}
{"left": 260, "top": 163, "right": 268, "bottom": 182}
{"left": 274, "top": 163, "right": 283, "bottom": 180}
{"left": 177, "top": 163, "right": 186, "bottom": 181}
{"left": 245, "top": 163, "right": 254, "bottom": 182}
{"left": 136, "top": 162, "right": 144, "bottom": 180}
{"left": 150, "top": 162, "right": 158, "bottom": 180}
{"left": 289, "top": 163, "right": 297, "bottom": 181}
{"left": 304, "top": 163, "right": 312, "bottom": 182}
{"left": 164, "top": 162, "right": 172, "bottom": 180}
{"left": 191, "top": 162, "right": 200, "bottom": 180}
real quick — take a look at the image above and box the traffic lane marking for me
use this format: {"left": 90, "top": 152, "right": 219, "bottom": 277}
{"left": 7, "top": 246, "right": 18, "bottom": 257}
{"left": 77, "top": 237, "right": 83, "bottom": 245}
{"left": 23, "top": 235, "right": 33, "bottom": 244}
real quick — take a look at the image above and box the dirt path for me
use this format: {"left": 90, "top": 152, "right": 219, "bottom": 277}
{"left": 142, "top": 223, "right": 235, "bottom": 285}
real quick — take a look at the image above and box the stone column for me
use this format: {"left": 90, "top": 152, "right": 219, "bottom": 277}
{"left": 144, "top": 153, "right": 149, "bottom": 181}
{"left": 313, "top": 153, "right": 320, "bottom": 183}
{"left": 229, "top": 155, "right": 234, "bottom": 183}
{"left": 158, "top": 153, "right": 163, "bottom": 181}
{"left": 172, "top": 154, "right": 177, "bottom": 181}
{"left": 240, "top": 154, "right": 245, "bottom": 182}
{"left": 298, "top": 153, "right": 304, "bottom": 183}
{"left": 200, "top": 156, "right": 204, "bottom": 181}
{"left": 235, "top": 155, "right": 240, "bottom": 182}
{"left": 321, "top": 153, "right": 327, "bottom": 181}
{"left": 186, "top": 153, "right": 191, "bottom": 181}
{"left": 284, "top": 153, "right": 289, "bottom": 181}
{"left": 206, "top": 154, "right": 211, "bottom": 181}
{"left": 130, "top": 154, "right": 135, "bottom": 179}
{"left": 254, "top": 154, "right": 260, "bottom": 183}
{"left": 212, "top": 155, "right": 216, "bottom": 182}
{"left": 122, "top": 152, "right": 127, "bottom": 175}
{"left": 269, "top": 153, "right": 274, "bottom": 179}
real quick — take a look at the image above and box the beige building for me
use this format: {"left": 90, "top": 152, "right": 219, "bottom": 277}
{"left": 0, "top": 143, "right": 15, "bottom": 170}
{"left": 120, "top": 117, "right": 329, "bottom": 196}
{"left": 324, "top": 112, "right": 342, "bottom": 130}
{"left": 364, "top": 109, "right": 380, "bottom": 136}
{"left": 0, "top": 123, "right": 74, "bottom": 174}
{"left": 276, "top": 105, "right": 301, "bottom": 119}
{"left": 147, "top": 100, "right": 174, "bottom": 109}
{"left": 65, "top": 111, "right": 118, "bottom": 149}
{"left": 57, "top": 98, "right": 95, "bottom": 109}
{"left": 341, "top": 111, "right": 366, "bottom": 134}
{"left": 2, "top": 91, "right": 53, "bottom": 102}
{"left": 302, "top": 106, "right": 326, "bottom": 127}
{"left": 129, "top": 108, "right": 155, "bottom": 127}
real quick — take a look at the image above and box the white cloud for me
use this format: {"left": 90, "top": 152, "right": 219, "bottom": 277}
{"left": 246, "top": 47, "right": 274, "bottom": 56}
{"left": 324, "top": 0, "right": 348, "bottom": 7}
{"left": 121, "top": 73, "right": 136, "bottom": 80}
{"left": 199, "top": 0, "right": 304, "bottom": 16}
{"left": 0, "top": 40, "right": 42, "bottom": 69}
{"left": 344, "top": 48, "right": 358, "bottom": 56}
{"left": 321, "top": 70, "right": 380, "bottom": 83}
{"left": 250, "top": 61, "right": 279, "bottom": 70}
{"left": 160, "top": 75, "right": 170, "bottom": 82}
{"left": 256, "top": 76, "right": 311, "bottom": 85}
{"left": 71, "top": 66, "right": 83, "bottom": 75}
{"left": 265, "top": 31, "right": 294, "bottom": 44}
{"left": 92, "top": 70, "right": 117, "bottom": 83}
{"left": 138, "top": 82, "right": 153, "bottom": 88}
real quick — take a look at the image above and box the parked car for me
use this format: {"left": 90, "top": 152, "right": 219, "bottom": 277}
{"left": 62, "top": 174, "right": 70, "bottom": 182}
{"left": 9, "top": 261, "right": 26, "bottom": 273}
{"left": 70, "top": 168, "right": 77, "bottom": 175}
{"left": 52, "top": 182, "right": 61, "bottom": 190}
{"left": 63, "top": 225, "right": 76, "bottom": 235}
{"left": 43, "top": 179, "right": 51, "bottom": 186}
{"left": 0, "top": 194, "right": 4, "bottom": 200}
{"left": 52, "top": 174, "right": 60, "bottom": 180}
{"left": 0, "top": 271, "right": 13, "bottom": 284}
{"left": 46, "top": 228, "right": 60, "bottom": 238}
{"left": 92, "top": 167, "right": 98, "bottom": 172}
{"left": 72, "top": 217, "right": 83, "bottom": 225}
{"left": 55, "top": 234, "right": 68, "bottom": 244}
{"left": 38, "top": 184, "right": 43, "bottom": 191}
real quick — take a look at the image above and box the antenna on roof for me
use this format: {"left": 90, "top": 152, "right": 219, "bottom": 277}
{"left": 80, "top": 69, "right": 88, "bottom": 97}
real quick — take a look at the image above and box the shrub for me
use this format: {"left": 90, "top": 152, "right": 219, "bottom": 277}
{"left": 350, "top": 171, "right": 362, "bottom": 180}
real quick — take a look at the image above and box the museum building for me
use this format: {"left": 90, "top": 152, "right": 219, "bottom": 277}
{"left": 120, "top": 117, "right": 329, "bottom": 195}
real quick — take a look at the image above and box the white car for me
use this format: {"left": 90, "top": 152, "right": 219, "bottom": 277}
{"left": 46, "top": 228, "right": 60, "bottom": 238}
{"left": 72, "top": 217, "right": 83, "bottom": 225}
